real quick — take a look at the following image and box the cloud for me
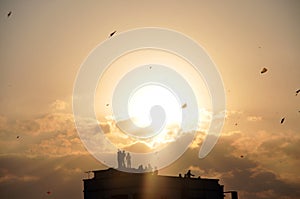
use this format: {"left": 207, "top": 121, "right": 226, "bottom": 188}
{"left": 160, "top": 129, "right": 300, "bottom": 199}
{"left": 0, "top": 155, "right": 106, "bottom": 199}
{"left": 225, "top": 110, "right": 243, "bottom": 118}
{"left": 0, "top": 169, "right": 39, "bottom": 183}
{"left": 99, "top": 122, "right": 111, "bottom": 134}
{"left": 50, "top": 100, "right": 69, "bottom": 112}
{"left": 189, "top": 131, "right": 206, "bottom": 149}
{"left": 0, "top": 100, "right": 87, "bottom": 158}
{"left": 27, "top": 130, "right": 88, "bottom": 158}
{"left": 99, "top": 117, "right": 189, "bottom": 150}
{"left": 1, "top": 100, "right": 300, "bottom": 199}
{"left": 123, "top": 142, "right": 153, "bottom": 153}
{"left": 33, "top": 112, "right": 74, "bottom": 136}
{"left": 247, "top": 116, "right": 263, "bottom": 122}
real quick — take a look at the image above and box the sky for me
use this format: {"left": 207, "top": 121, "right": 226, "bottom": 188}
{"left": 0, "top": 0, "right": 300, "bottom": 198}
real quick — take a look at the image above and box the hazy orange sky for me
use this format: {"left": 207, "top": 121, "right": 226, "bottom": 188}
{"left": 1, "top": 0, "right": 300, "bottom": 199}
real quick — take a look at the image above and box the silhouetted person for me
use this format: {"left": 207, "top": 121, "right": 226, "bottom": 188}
{"left": 138, "top": 164, "right": 144, "bottom": 172}
{"left": 126, "top": 152, "right": 131, "bottom": 168}
{"left": 179, "top": 173, "right": 182, "bottom": 178}
{"left": 117, "top": 150, "right": 122, "bottom": 168}
{"left": 185, "top": 170, "right": 194, "bottom": 178}
{"left": 121, "top": 150, "right": 126, "bottom": 168}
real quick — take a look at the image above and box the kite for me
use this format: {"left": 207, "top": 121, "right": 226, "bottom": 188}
{"left": 109, "top": 31, "right": 116, "bottom": 37}
{"left": 7, "top": 11, "right": 12, "bottom": 17}
{"left": 260, "top": 67, "right": 268, "bottom": 74}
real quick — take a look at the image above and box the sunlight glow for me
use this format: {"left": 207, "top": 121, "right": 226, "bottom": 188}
{"left": 128, "top": 84, "right": 182, "bottom": 128}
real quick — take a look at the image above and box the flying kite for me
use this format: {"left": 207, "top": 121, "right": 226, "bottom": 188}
{"left": 280, "top": 117, "right": 285, "bottom": 124}
{"left": 260, "top": 67, "right": 268, "bottom": 74}
{"left": 109, "top": 30, "right": 116, "bottom": 37}
{"left": 7, "top": 11, "right": 12, "bottom": 17}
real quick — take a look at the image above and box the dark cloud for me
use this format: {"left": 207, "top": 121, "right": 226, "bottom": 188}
{"left": 0, "top": 155, "right": 106, "bottom": 199}
{"left": 160, "top": 134, "right": 300, "bottom": 199}
{"left": 281, "top": 139, "right": 300, "bottom": 159}
{"left": 258, "top": 135, "right": 300, "bottom": 159}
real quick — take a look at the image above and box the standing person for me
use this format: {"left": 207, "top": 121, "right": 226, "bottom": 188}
{"left": 186, "top": 170, "right": 195, "bottom": 178}
{"left": 117, "top": 150, "right": 121, "bottom": 168}
{"left": 121, "top": 150, "right": 126, "bottom": 168}
{"left": 126, "top": 152, "right": 131, "bottom": 168}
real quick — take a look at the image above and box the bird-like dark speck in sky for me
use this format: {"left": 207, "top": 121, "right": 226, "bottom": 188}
{"left": 109, "top": 30, "right": 117, "bottom": 37}
{"left": 295, "top": 89, "right": 300, "bottom": 96}
{"left": 181, "top": 103, "right": 187, "bottom": 109}
{"left": 260, "top": 67, "right": 268, "bottom": 74}
{"left": 7, "top": 11, "right": 12, "bottom": 18}
{"left": 280, "top": 117, "right": 285, "bottom": 124}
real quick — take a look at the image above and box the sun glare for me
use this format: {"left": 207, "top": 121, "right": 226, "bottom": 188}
{"left": 94, "top": 49, "right": 213, "bottom": 151}
{"left": 128, "top": 84, "right": 182, "bottom": 128}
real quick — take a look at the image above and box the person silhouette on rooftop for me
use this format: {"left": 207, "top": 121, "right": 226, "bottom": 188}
{"left": 186, "top": 170, "right": 195, "bottom": 178}
{"left": 126, "top": 152, "right": 131, "bottom": 168}
{"left": 117, "top": 150, "right": 122, "bottom": 168}
{"left": 121, "top": 150, "right": 126, "bottom": 168}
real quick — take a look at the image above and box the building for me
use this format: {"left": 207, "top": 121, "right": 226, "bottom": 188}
{"left": 83, "top": 168, "right": 237, "bottom": 199}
